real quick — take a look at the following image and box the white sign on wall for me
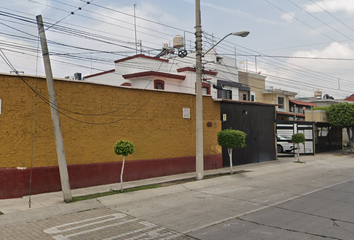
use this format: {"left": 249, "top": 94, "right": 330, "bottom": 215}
{"left": 183, "top": 108, "right": 190, "bottom": 119}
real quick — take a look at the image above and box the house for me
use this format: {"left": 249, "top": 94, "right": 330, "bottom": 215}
{"left": 84, "top": 51, "right": 248, "bottom": 102}
{"left": 260, "top": 88, "right": 298, "bottom": 120}
{"left": 289, "top": 100, "right": 317, "bottom": 121}
{"left": 238, "top": 71, "right": 266, "bottom": 101}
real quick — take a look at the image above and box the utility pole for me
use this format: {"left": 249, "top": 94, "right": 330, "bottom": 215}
{"left": 36, "top": 15, "right": 72, "bottom": 202}
{"left": 195, "top": 0, "right": 204, "bottom": 180}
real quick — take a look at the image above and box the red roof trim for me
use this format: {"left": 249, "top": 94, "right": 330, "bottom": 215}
{"left": 290, "top": 99, "right": 317, "bottom": 107}
{"left": 177, "top": 67, "right": 218, "bottom": 76}
{"left": 114, "top": 54, "right": 169, "bottom": 63}
{"left": 84, "top": 69, "right": 115, "bottom": 79}
{"left": 122, "top": 71, "right": 185, "bottom": 80}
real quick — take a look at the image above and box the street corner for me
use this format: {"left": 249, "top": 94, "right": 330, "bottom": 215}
{"left": 0, "top": 207, "right": 194, "bottom": 240}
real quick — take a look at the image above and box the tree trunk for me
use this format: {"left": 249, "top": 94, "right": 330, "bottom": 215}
{"left": 297, "top": 143, "right": 300, "bottom": 162}
{"left": 347, "top": 128, "right": 352, "bottom": 153}
{"left": 120, "top": 156, "right": 125, "bottom": 192}
{"left": 228, "top": 148, "right": 233, "bottom": 174}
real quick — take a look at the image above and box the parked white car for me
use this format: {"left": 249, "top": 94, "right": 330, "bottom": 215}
{"left": 277, "top": 135, "right": 296, "bottom": 153}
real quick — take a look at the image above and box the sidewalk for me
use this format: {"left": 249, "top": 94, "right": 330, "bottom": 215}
{"left": 0, "top": 151, "right": 350, "bottom": 216}
{"left": 0, "top": 165, "right": 232, "bottom": 215}
{"left": 1, "top": 151, "right": 354, "bottom": 239}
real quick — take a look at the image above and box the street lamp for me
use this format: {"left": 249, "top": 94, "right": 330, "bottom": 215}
{"left": 203, "top": 31, "right": 250, "bottom": 57}
{"left": 195, "top": 1, "right": 250, "bottom": 180}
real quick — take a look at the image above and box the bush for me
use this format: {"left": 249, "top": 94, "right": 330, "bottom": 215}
{"left": 292, "top": 133, "right": 305, "bottom": 144}
{"left": 217, "top": 128, "right": 246, "bottom": 174}
{"left": 114, "top": 140, "right": 135, "bottom": 156}
{"left": 217, "top": 129, "right": 247, "bottom": 149}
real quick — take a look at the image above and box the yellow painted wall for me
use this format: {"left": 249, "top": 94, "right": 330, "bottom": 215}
{"left": 0, "top": 74, "right": 221, "bottom": 168}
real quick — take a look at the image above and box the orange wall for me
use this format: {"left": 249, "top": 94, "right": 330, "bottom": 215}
{"left": 0, "top": 74, "right": 222, "bottom": 168}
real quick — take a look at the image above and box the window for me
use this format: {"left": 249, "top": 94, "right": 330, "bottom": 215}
{"left": 202, "top": 87, "right": 208, "bottom": 95}
{"left": 243, "top": 94, "right": 247, "bottom": 101}
{"left": 251, "top": 95, "right": 255, "bottom": 101}
{"left": 222, "top": 90, "right": 232, "bottom": 99}
{"left": 154, "top": 80, "right": 164, "bottom": 90}
{"left": 278, "top": 97, "right": 284, "bottom": 109}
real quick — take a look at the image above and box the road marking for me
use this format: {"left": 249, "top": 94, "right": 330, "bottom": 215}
{"left": 44, "top": 213, "right": 126, "bottom": 234}
{"left": 44, "top": 213, "right": 181, "bottom": 240}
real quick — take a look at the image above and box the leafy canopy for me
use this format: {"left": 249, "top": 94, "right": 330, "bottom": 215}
{"left": 327, "top": 102, "right": 354, "bottom": 127}
{"left": 292, "top": 133, "right": 305, "bottom": 144}
{"left": 114, "top": 140, "right": 135, "bottom": 157}
{"left": 311, "top": 106, "right": 330, "bottom": 111}
{"left": 217, "top": 129, "right": 247, "bottom": 149}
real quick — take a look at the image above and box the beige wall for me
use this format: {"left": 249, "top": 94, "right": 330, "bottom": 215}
{"left": 305, "top": 110, "right": 329, "bottom": 122}
{"left": 238, "top": 71, "right": 266, "bottom": 102}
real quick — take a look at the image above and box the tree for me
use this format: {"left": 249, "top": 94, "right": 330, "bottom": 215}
{"left": 217, "top": 129, "right": 247, "bottom": 174}
{"left": 292, "top": 133, "right": 305, "bottom": 162}
{"left": 327, "top": 102, "right": 354, "bottom": 152}
{"left": 114, "top": 140, "right": 135, "bottom": 192}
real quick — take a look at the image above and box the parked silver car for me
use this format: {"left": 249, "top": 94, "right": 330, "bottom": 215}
{"left": 277, "top": 135, "right": 295, "bottom": 153}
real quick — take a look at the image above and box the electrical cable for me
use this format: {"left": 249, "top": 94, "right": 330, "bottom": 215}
{"left": 265, "top": 0, "right": 354, "bottom": 53}
{"left": 288, "top": 0, "right": 354, "bottom": 43}
{"left": 1, "top": 8, "right": 352, "bottom": 98}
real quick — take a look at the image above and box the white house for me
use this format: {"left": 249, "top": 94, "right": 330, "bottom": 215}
{"left": 84, "top": 49, "right": 246, "bottom": 101}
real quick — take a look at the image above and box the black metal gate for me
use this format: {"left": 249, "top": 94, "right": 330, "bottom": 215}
{"left": 221, "top": 101, "right": 276, "bottom": 166}
{"left": 276, "top": 121, "right": 315, "bottom": 157}
{"left": 315, "top": 123, "right": 342, "bottom": 153}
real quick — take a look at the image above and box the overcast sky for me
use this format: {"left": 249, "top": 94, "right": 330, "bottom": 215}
{"left": 1, "top": 0, "right": 354, "bottom": 98}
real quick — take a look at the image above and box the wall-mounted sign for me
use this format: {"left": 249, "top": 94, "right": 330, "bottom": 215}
{"left": 183, "top": 108, "right": 190, "bottom": 119}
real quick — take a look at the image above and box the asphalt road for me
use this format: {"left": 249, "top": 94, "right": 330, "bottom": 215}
{"left": 189, "top": 180, "right": 354, "bottom": 240}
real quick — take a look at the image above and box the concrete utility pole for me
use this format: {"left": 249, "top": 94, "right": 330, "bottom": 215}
{"left": 195, "top": 0, "right": 204, "bottom": 180}
{"left": 36, "top": 15, "right": 72, "bottom": 202}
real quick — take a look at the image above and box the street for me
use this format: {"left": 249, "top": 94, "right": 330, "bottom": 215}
{"left": 1, "top": 152, "right": 354, "bottom": 239}
{"left": 190, "top": 180, "right": 354, "bottom": 239}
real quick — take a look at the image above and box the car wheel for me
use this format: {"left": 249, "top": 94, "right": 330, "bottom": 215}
{"left": 277, "top": 144, "right": 283, "bottom": 153}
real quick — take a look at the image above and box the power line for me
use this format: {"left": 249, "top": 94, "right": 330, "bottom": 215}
{"left": 288, "top": 0, "right": 354, "bottom": 43}
{"left": 309, "top": 0, "right": 354, "bottom": 34}
{"left": 264, "top": 0, "right": 354, "bottom": 53}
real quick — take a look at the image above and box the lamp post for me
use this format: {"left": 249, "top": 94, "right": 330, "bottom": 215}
{"left": 195, "top": 0, "right": 249, "bottom": 180}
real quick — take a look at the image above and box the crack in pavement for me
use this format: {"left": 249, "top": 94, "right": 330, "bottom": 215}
{"left": 237, "top": 217, "right": 345, "bottom": 240}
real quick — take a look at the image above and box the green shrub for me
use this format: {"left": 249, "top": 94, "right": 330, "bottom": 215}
{"left": 217, "top": 129, "right": 247, "bottom": 149}
{"left": 311, "top": 106, "right": 330, "bottom": 111}
{"left": 292, "top": 133, "right": 305, "bottom": 144}
{"left": 114, "top": 140, "right": 135, "bottom": 156}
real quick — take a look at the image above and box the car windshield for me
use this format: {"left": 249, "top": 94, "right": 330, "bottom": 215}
{"left": 277, "top": 135, "right": 291, "bottom": 140}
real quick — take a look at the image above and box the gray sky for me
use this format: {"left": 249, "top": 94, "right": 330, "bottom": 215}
{"left": 1, "top": 0, "right": 354, "bottom": 98}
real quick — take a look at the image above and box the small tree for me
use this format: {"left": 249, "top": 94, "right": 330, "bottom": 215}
{"left": 114, "top": 140, "right": 135, "bottom": 192}
{"left": 292, "top": 133, "right": 305, "bottom": 162}
{"left": 327, "top": 102, "right": 354, "bottom": 152}
{"left": 217, "top": 129, "right": 247, "bottom": 174}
